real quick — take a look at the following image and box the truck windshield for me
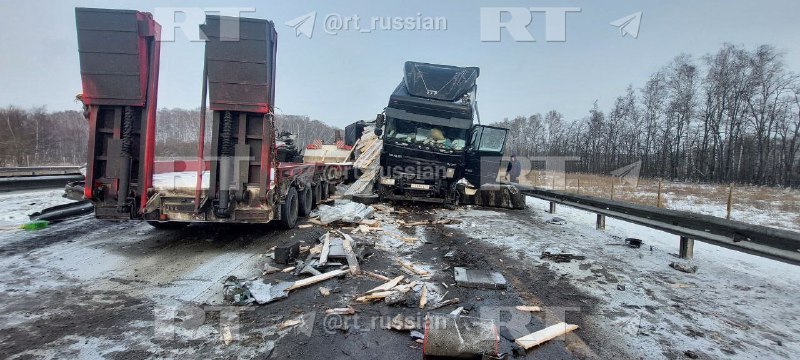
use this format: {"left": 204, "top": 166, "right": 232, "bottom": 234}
{"left": 385, "top": 118, "right": 467, "bottom": 152}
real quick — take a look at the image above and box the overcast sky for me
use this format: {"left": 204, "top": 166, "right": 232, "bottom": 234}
{"left": 1, "top": 0, "right": 799, "bottom": 128}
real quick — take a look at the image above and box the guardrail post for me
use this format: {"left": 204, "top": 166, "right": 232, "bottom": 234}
{"left": 596, "top": 214, "right": 605, "bottom": 230}
{"left": 679, "top": 236, "right": 694, "bottom": 259}
{"left": 549, "top": 202, "right": 556, "bottom": 214}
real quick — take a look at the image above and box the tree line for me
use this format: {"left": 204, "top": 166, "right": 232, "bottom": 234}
{"left": 492, "top": 44, "right": 800, "bottom": 187}
{"left": 0, "top": 107, "right": 341, "bottom": 166}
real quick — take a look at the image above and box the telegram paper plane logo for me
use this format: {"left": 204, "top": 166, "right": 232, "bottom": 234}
{"left": 610, "top": 11, "right": 642, "bottom": 38}
{"left": 286, "top": 11, "right": 316, "bottom": 38}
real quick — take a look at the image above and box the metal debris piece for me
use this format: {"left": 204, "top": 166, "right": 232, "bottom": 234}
{"left": 670, "top": 262, "right": 698, "bottom": 274}
{"left": 454, "top": 267, "right": 507, "bottom": 289}
{"left": 540, "top": 252, "right": 586, "bottom": 263}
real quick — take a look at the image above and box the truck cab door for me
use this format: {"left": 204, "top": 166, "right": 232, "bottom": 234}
{"left": 464, "top": 125, "right": 508, "bottom": 187}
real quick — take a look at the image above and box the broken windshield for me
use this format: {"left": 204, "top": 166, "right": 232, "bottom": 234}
{"left": 384, "top": 118, "right": 467, "bottom": 152}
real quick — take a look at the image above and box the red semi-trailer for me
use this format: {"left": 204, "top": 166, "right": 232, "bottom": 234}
{"left": 76, "top": 9, "right": 348, "bottom": 228}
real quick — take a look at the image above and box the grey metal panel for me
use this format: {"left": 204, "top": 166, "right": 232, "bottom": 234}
{"left": 203, "top": 15, "right": 276, "bottom": 114}
{"left": 75, "top": 7, "right": 146, "bottom": 106}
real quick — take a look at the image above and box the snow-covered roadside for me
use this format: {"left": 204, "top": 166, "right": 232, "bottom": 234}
{"left": 0, "top": 189, "right": 75, "bottom": 228}
{"left": 444, "top": 198, "right": 800, "bottom": 359}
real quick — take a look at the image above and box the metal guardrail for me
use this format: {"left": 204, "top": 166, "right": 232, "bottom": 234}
{"left": 514, "top": 184, "right": 800, "bottom": 266}
{"left": 0, "top": 175, "right": 84, "bottom": 192}
{"left": 0, "top": 166, "right": 82, "bottom": 178}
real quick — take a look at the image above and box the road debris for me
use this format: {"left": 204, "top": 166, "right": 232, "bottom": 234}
{"left": 515, "top": 322, "right": 579, "bottom": 350}
{"left": 315, "top": 201, "right": 375, "bottom": 225}
{"left": 366, "top": 275, "right": 405, "bottom": 294}
{"left": 429, "top": 298, "right": 461, "bottom": 310}
{"left": 247, "top": 280, "right": 292, "bottom": 304}
{"left": 423, "top": 313, "right": 499, "bottom": 358}
{"left": 546, "top": 217, "right": 567, "bottom": 225}
{"left": 338, "top": 231, "right": 362, "bottom": 275}
{"left": 670, "top": 262, "right": 698, "bottom": 273}
{"left": 419, "top": 284, "right": 428, "bottom": 309}
{"left": 222, "top": 276, "right": 253, "bottom": 305}
{"left": 287, "top": 268, "right": 350, "bottom": 291}
{"left": 365, "top": 271, "right": 391, "bottom": 282}
{"left": 397, "top": 218, "right": 460, "bottom": 227}
{"left": 319, "top": 287, "right": 331, "bottom": 297}
{"left": 275, "top": 240, "right": 300, "bottom": 264}
{"left": 540, "top": 252, "right": 586, "bottom": 263}
{"left": 399, "top": 260, "right": 430, "bottom": 276}
{"left": 326, "top": 307, "right": 356, "bottom": 315}
{"left": 515, "top": 305, "right": 542, "bottom": 312}
{"left": 454, "top": 267, "right": 507, "bottom": 289}
{"left": 277, "top": 318, "right": 303, "bottom": 330}
{"left": 262, "top": 263, "right": 281, "bottom": 275}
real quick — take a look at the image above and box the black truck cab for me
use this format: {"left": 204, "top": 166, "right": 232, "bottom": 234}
{"left": 377, "top": 62, "right": 507, "bottom": 203}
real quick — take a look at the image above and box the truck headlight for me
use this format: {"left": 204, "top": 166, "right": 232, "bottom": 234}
{"left": 445, "top": 168, "right": 456, "bottom": 178}
{"left": 380, "top": 177, "right": 396, "bottom": 186}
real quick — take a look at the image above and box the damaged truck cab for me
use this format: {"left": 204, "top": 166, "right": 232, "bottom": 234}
{"left": 377, "top": 62, "right": 510, "bottom": 205}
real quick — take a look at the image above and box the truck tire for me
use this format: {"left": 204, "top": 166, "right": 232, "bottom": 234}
{"left": 299, "top": 187, "right": 313, "bottom": 216}
{"left": 279, "top": 187, "right": 299, "bottom": 229}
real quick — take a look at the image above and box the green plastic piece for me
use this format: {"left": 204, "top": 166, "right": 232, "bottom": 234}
{"left": 20, "top": 220, "right": 49, "bottom": 230}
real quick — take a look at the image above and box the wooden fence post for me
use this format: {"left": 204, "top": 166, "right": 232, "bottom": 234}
{"left": 726, "top": 183, "right": 734, "bottom": 220}
{"left": 656, "top": 178, "right": 663, "bottom": 208}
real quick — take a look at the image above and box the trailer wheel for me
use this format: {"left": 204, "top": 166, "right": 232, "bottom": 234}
{"left": 320, "top": 181, "right": 330, "bottom": 200}
{"left": 299, "top": 187, "right": 313, "bottom": 216}
{"left": 311, "top": 184, "right": 322, "bottom": 208}
{"left": 279, "top": 187, "right": 299, "bottom": 229}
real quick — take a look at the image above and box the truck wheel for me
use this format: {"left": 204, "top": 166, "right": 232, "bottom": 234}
{"left": 299, "top": 187, "right": 313, "bottom": 216}
{"left": 280, "top": 187, "right": 299, "bottom": 229}
{"left": 311, "top": 184, "right": 322, "bottom": 208}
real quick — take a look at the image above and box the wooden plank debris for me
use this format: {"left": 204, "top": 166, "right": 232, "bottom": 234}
{"left": 287, "top": 268, "right": 349, "bottom": 291}
{"left": 355, "top": 290, "right": 395, "bottom": 303}
{"left": 419, "top": 284, "right": 428, "bottom": 309}
{"left": 366, "top": 275, "right": 405, "bottom": 294}
{"left": 364, "top": 271, "right": 391, "bottom": 282}
{"left": 515, "top": 306, "right": 542, "bottom": 312}
{"left": 398, "top": 260, "right": 429, "bottom": 276}
{"left": 340, "top": 232, "right": 361, "bottom": 275}
{"left": 325, "top": 307, "right": 356, "bottom": 315}
{"left": 515, "top": 322, "right": 579, "bottom": 350}
{"left": 319, "top": 233, "right": 331, "bottom": 265}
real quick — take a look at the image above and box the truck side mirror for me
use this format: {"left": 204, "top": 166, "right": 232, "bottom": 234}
{"left": 375, "top": 113, "right": 385, "bottom": 128}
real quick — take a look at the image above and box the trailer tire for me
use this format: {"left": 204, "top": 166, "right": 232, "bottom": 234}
{"left": 311, "top": 184, "right": 322, "bottom": 208}
{"left": 320, "top": 181, "right": 330, "bottom": 200}
{"left": 279, "top": 187, "right": 299, "bottom": 229}
{"left": 299, "top": 187, "right": 313, "bottom": 216}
